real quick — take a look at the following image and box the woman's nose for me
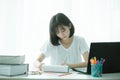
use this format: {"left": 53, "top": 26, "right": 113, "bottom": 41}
{"left": 60, "top": 32, "right": 65, "bottom": 36}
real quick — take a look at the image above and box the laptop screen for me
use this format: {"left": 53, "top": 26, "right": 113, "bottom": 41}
{"left": 87, "top": 42, "right": 120, "bottom": 74}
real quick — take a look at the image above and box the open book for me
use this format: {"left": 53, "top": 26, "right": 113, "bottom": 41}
{"left": 42, "top": 65, "right": 69, "bottom": 73}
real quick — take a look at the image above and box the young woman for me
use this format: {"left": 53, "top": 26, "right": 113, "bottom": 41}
{"left": 36, "top": 13, "right": 89, "bottom": 71}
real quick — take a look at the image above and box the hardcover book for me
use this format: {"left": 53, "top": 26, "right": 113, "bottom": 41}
{"left": 0, "top": 54, "right": 25, "bottom": 64}
{"left": 0, "top": 64, "right": 28, "bottom": 76}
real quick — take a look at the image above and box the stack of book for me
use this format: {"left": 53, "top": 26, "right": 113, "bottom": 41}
{"left": 0, "top": 54, "right": 29, "bottom": 76}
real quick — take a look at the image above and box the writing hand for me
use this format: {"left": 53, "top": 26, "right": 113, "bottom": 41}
{"left": 37, "top": 63, "right": 44, "bottom": 71}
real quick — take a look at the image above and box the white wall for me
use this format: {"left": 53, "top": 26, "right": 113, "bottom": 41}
{"left": 0, "top": 0, "right": 17, "bottom": 53}
{"left": 72, "top": 0, "right": 120, "bottom": 45}
{"left": 0, "top": 0, "right": 120, "bottom": 70}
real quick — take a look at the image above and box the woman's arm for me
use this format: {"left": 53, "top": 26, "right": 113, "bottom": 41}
{"left": 37, "top": 53, "right": 45, "bottom": 62}
{"left": 65, "top": 51, "right": 89, "bottom": 68}
{"left": 35, "top": 53, "right": 45, "bottom": 70}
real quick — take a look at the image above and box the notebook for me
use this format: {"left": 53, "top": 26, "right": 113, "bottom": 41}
{"left": 42, "top": 65, "right": 69, "bottom": 73}
{"left": 72, "top": 42, "right": 120, "bottom": 74}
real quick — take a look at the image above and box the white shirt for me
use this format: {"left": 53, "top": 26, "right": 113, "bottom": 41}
{"left": 40, "top": 35, "right": 89, "bottom": 65}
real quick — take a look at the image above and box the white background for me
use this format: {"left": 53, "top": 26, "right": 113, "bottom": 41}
{"left": 0, "top": 0, "right": 120, "bottom": 70}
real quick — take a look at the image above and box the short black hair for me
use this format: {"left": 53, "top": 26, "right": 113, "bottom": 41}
{"left": 49, "top": 13, "right": 75, "bottom": 46}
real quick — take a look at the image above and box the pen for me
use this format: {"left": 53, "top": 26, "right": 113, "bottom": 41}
{"left": 96, "top": 60, "right": 99, "bottom": 64}
{"left": 90, "top": 57, "right": 97, "bottom": 64}
{"left": 94, "top": 57, "right": 96, "bottom": 61}
{"left": 90, "top": 57, "right": 105, "bottom": 65}
{"left": 58, "top": 73, "right": 72, "bottom": 76}
{"left": 102, "top": 59, "right": 105, "bottom": 64}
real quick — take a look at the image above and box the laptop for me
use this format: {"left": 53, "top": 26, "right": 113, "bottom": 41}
{"left": 72, "top": 42, "right": 120, "bottom": 74}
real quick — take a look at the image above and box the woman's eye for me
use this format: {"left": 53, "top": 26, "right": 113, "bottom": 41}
{"left": 62, "top": 29, "right": 65, "bottom": 32}
{"left": 56, "top": 32, "right": 59, "bottom": 34}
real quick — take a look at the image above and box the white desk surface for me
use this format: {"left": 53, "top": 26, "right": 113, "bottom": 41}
{"left": 0, "top": 71, "right": 120, "bottom": 80}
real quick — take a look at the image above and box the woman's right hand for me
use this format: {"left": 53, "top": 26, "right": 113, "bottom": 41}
{"left": 35, "top": 53, "right": 45, "bottom": 71}
{"left": 34, "top": 60, "right": 44, "bottom": 71}
{"left": 37, "top": 62, "right": 44, "bottom": 71}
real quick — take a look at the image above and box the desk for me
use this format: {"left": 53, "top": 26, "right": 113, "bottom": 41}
{"left": 0, "top": 72, "right": 120, "bottom": 80}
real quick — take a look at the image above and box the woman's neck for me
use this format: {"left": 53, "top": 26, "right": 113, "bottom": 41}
{"left": 60, "top": 36, "right": 73, "bottom": 45}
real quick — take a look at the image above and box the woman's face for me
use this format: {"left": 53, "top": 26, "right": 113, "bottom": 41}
{"left": 56, "top": 25, "right": 71, "bottom": 41}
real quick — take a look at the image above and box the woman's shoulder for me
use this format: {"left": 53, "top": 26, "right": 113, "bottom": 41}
{"left": 45, "top": 39, "right": 54, "bottom": 46}
{"left": 74, "top": 35, "right": 85, "bottom": 41}
{"left": 73, "top": 35, "right": 88, "bottom": 45}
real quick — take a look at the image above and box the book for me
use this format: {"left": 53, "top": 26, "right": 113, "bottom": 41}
{"left": 42, "top": 65, "right": 69, "bottom": 73}
{"left": 0, "top": 54, "right": 25, "bottom": 64}
{"left": 0, "top": 64, "right": 29, "bottom": 76}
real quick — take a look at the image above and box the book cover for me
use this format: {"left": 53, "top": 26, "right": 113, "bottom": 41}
{"left": 0, "top": 64, "right": 29, "bottom": 76}
{"left": 0, "top": 54, "right": 25, "bottom": 64}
